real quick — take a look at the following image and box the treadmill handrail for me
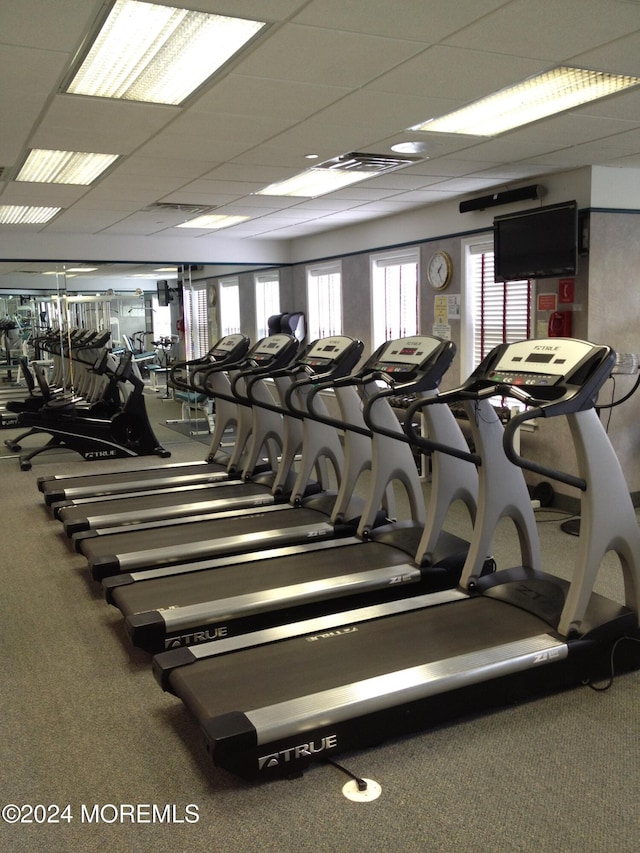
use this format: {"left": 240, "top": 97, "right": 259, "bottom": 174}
{"left": 174, "top": 336, "right": 252, "bottom": 394}
{"left": 404, "top": 339, "right": 616, "bottom": 479}
{"left": 233, "top": 339, "right": 319, "bottom": 410}
{"left": 502, "top": 406, "right": 587, "bottom": 491}
{"left": 248, "top": 337, "right": 365, "bottom": 419}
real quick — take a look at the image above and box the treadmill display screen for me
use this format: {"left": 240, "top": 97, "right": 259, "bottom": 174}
{"left": 525, "top": 353, "right": 554, "bottom": 364}
{"left": 399, "top": 347, "right": 418, "bottom": 356}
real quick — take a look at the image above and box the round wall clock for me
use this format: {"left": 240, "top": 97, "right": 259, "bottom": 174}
{"left": 427, "top": 250, "right": 453, "bottom": 290}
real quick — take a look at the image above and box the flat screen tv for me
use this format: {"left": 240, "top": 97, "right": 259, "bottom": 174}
{"left": 493, "top": 200, "right": 578, "bottom": 282}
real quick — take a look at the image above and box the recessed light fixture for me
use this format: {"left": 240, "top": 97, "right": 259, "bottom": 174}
{"left": 0, "top": 205, "right": 61, "bottom": 225}
{"left": 176, "top": 214, "right": 249, "bottom": 229}
{"left": 257, "top": 151, "right": 424, "bottom": 198}
{"left": 411, "top": 66, "right": 640, "bottom": 137}
{"left": 65, "top": 267, "right": 99, "bottom": 273}
{"left": 257, "top": 168, "right": 380, "bottom": 198}
{"left": 16, "top": 149, "right": 119, "bottom": 184}
{"left": 64, "top": 0, "right": 266, "bottom": 105}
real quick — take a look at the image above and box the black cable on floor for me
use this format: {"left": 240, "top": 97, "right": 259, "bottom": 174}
{"left": 587, "top": 635, "right": 640, "bottom": 692}
{"left": 326, "top": 758, "right": 368, "bottom": 791}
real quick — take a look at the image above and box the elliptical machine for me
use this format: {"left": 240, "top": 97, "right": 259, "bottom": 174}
{"left": 13, "top": 350, "right": 170, "bottom": 470}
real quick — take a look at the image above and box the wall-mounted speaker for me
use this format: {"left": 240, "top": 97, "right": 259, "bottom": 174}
{"left": 459, "top": 184, "right": 542, "bottom": 213}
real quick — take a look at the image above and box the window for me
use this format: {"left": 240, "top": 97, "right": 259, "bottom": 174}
{"left": 182, "top": 286, "right": 209, "bottom": 360}
{"left": 466, "top": 242, "right": 532, "bottom": 372}
{"left": 371, "top": 249, "right": 419, "bottom": 349}
{"left": 306, "top": 262, "right": 342, "bottom": 340}
{"left": 218, "top": 277, "right": 241, "bottom": 337}
{"left": 255, "top": 272, "right": 280, "bottom": 340}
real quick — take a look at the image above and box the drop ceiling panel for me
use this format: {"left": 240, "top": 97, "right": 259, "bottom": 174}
{"left": 0, "top": 181, "right": 87, "bottom": 206}
{"left": 31, "top": 95, "right": 179, "bottom": 155}
{"left": 1, "top": 0, "right": 95, "bottom": 50}
{"left": 291, "top": 0, "right": 508, "bottom": 42}
{"left": 234, "top": 24, "right": 428, "bottom": 87}
{"left": 444, "top": 0, "right": 640, "bottom": 62}
{"left": 0, "top": 45, "right": 71, "bottom": 163}
{"left": 115, "top": 156, "right": 222, "bottom": 181}
{"left": 571, "top": 30, "right": 640, "bottom": 76}
{"left": 194, "top": 74, "right": 352, "bottom": 121}
{"left": 366, "top": 46, "right": 547, "bottom": 102}
{"left": 306, "top": 89, "right": 458, "bottom": 137}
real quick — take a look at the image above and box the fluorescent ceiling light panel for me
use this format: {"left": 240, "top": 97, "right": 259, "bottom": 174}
{"left": 65, "top": 0, "right": 266, "bottom": 105}
{"left": 0, "top": 205, "right": 61, "bottom": 225}
{"left": 257, "top": 168, "right": 379, "bottom": 198}
{"left": 176, "top": 214, "right": 249, "bottom": 229}
{"left": 17, "top": 149, "right": 119, "bottom": 184}
{"left": 412, "top": 66, "right": 640, "bottom": 137}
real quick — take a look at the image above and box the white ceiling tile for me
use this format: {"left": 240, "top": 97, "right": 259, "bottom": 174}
{"left": 445, "top": 0, "right": 640, "bottom": 62}
{"left": 194, "top": 74, "right": 351, "bottom": 121}
{"left": 1, "top": 0, "right": 95, "bottom": 50}
{"left": 367, "top": 46, "right": 547, "bottom": 102}
{"left": 235, "top": 23, "right": 427, "bottom": 87}
{"left": 291, "top": 0, "right": 508, "bottom": 41}
{"left": 31, "top": 95, "right": 179, "bottom": 154}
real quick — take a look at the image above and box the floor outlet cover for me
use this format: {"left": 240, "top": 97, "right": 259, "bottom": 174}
{"left": 342, "top": 778, "right": 382, "bottom": 802}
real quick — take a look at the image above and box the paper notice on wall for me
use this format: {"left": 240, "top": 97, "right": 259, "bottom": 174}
{"left": 432, "top": 323, "right": 451, "bottom": 340}
{"left": 434, "top": 295, "right": 448, "bottom": 325}
{"left": 447, "top": 295, "right": 461, "bottom": 319}
{"left": 434, "top": 294, "right": 460, "bottom": 324}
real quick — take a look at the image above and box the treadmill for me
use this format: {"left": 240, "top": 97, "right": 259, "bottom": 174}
{"left": 74, "top": 335, "right": 388, "bottom": 581}
{"left": 103, "top": 335, "right": 484, "bottom": 654}
{"left": 35, "top": 333, "right": 268, "bottom": 505}
{"left": 153, "top": 337, "right": 640, "bottom": 779}
{"left": 52, "top": 335, "right": 353, "bottom": 534}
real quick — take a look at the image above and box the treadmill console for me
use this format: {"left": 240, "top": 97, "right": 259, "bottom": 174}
{"left": 249, "top": 333, "right": 297, "bottom": 365}
{"left": 210, "top": 333, "right": 248, "bottom": 358}
{"left": 368, "top": 336, "right": 449, "bottom": 381}
{"left": 483, "top": 339, "right": 609, "bottom": 393}
{"left": 297, "top": 336, "right": 359, "bottom": 370}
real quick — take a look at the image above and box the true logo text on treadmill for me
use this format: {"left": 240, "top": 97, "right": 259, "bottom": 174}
{"left": 258, "top": 735, "right": 338, "bottom": 770}
{"left": 165, "top": 626, "right": 228, "bottom": 648}
{"left": 305, "top": 626, "right": 357, "bottom": 642}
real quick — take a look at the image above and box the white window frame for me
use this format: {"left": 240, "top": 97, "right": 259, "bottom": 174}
{"left": 255, "top": 271, "right": 280, "bottom": 340}
{"left": 306, "top": 261, "right": 342, "bottom": 340}
{"left": 370, "top": 248, "right": 419, "bottom": 349}
{"left": 218, "top": 277, "right": 241, "bottom": 337}
{"left": 462, "top": 236, "right": 534, "bottom": 410}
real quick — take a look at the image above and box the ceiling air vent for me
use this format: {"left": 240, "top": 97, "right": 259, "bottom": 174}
{"left": 146, "top": 202, "right": 215, "bottom": 215}
{"left": 316, "top": 151, "right": 423, "bottom": 174}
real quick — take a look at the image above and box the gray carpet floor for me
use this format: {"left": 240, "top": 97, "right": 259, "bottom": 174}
{"left": 1, "top": 392, "right": 639, "bottom": 852}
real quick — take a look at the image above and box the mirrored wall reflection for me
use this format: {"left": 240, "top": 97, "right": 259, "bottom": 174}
{"left": 0, "top": 262, "right": 214, "bottom": 457}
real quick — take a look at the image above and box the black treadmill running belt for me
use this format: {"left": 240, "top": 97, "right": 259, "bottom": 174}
{"left": 80, "top": 507, "right": 331, "bottom": 566}
{"left": 113, "top": 541, "right": 413, "bottom": 615}
{"left": 169, "top": 597, "right": 549, "bottom": 723}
